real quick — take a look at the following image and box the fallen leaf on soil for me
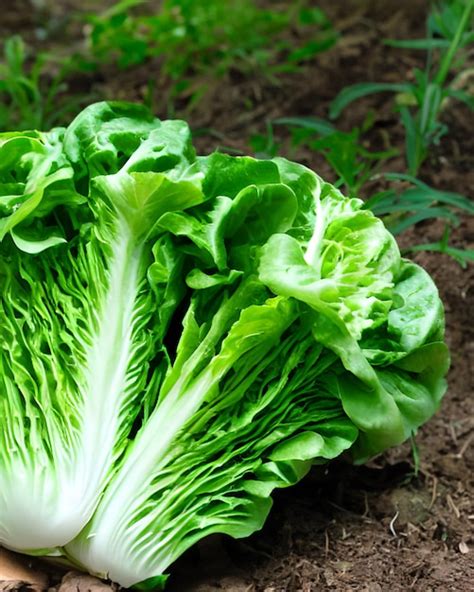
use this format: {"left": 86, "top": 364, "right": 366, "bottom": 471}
{"left": 0, "top": 548, "right": 48, "bottom": 592}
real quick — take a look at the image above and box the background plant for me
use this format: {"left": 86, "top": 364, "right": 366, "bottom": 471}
{"left": 0, "top": 36, "right": 88, "bottom": 131}
{"left": 83, "top": 0, "right": 337, "bottom": 103}
{"left": 0, "top": 1, "right": 338, "bottom": 128}
{"left": 329, "top": 0, "right": 474, "bottom": 176}
{"left": 364, "top": 173, "right": 474, "bottom": 266}
{"left": 273, "top": 115, "right": 398, "bottom": 197}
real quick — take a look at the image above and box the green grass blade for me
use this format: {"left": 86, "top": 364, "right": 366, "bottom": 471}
{"left": 384, "top": 38, "right": 452, "bottom": 50}
{"left": 435, "top": 0, "right": 474, "bottom": 86}
{"left": 406, "top": 243, "right": 474, "bottom": 268}
{"left": 446, "top": 88, "right": 474, "bottom": 110}
{"left": 329, "top": 82, "right": 410, "bottom": 119}
{"left": 274, "top": 116, "right": 336, "bottom": 136}
{"left": 383, "top": 174, "right": 474, "bottom": 213}
{"left": 388, "top": 208, "right": 460, "bottom": 235}
{"left": 399, "top": 106, "right": 420, "bottom": 175}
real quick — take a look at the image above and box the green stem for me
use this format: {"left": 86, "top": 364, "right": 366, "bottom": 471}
{"left": 435, "top": 0, "right": 474, "bottom": 86}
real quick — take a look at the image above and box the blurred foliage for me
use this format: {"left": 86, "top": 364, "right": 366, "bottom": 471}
{"left": 0, "top": 36, "right": 88, "bottom": 130}
{"left": 0, "top": 1, "right": 337, "bottom": 130}
{"left": 82, "top": 0, "right": 337, "bottom": 90}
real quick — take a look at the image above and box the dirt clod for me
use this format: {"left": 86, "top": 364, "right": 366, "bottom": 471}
{"left": 56, "top": 573, "right": 118, "bottom": 592}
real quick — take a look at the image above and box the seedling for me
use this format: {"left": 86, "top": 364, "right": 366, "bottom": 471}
{"left": 329, "top": 0, "right": 474, "bottom": 175}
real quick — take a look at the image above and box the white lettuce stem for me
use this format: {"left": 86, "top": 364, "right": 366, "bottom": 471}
{"left": 79, "top": 218, "right": 144, "bottom": 512}
{"left": 0, "top": 218, "right": 145, "bottom": 550}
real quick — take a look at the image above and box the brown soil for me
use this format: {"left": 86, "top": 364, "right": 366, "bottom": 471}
{"left": 0, "top": 1, "right": 473, "bottom": 591}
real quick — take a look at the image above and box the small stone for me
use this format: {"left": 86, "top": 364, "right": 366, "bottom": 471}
{"left": 459, "top": 541, "right": 469, "bottom": 554}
